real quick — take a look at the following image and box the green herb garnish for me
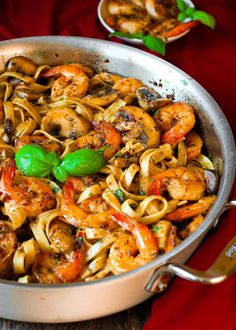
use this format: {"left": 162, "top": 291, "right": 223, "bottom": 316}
{"left": 52, "top": 186, "right": 60, "bottom": 193}
{"left": 15, "top": 145, "right": 57, "bottom": 177}
{"left": 152, "top": 225, "right": 162, "bottom": 233}
{"left": 109, "top": 32, "right": 166, "bottom": 56}
{"left": 140, "top": 191, "right": 146, "bottom": 196}
{"left": 15, "top": 145, "right": 105, "bottom": 182}
{"left": 54, "top": 149, "right": 105, "bottom": 182}
{"left": 154, "top": 109, "right": 160, "bottom": 115}
{"left": 106, "top": 145, "right": 113, "bottom": 150}
{"left": 176, "top": 0, "right": 215, "bottom": 29}
{"left": 114, "top": 189, "right": 126, "bottom": 203}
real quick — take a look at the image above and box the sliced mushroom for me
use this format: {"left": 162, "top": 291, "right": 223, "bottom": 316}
{"left": 0, "top": 221, "right": 17, "bottom": 278}
{"left": 136, "top": 86, "right": 172, "bottom": 111}
{"left": 13, "top": 87, "right": 43, "bottom": 102}
{"left": 204, "top": 170, "right": 218, "bottom": 194}
{"left": 41, "top": 108, "right": 91, "bottom": 140}
{"left": 83, "top": 86, "right": 118, "bottom": 106}
{"left": 114, "top": 105, "right": 160, "bottom": 148}
{"left": 5, "top": 56, "right": 37, "bottom": 76}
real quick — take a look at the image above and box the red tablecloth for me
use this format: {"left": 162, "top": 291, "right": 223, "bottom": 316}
{"left": 0, "top": 1, "right": 235, "bottom": 329}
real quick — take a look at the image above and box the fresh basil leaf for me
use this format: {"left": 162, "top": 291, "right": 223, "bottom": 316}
{"left": 47, "top": 152, "right": 60, "bottom": 167}
{"left": 191, "top": 10, "right": 216, "bottom": 29}
{"left": 109, "top": 31, "right": 143, "bottom": 40}
{"left": 185, "top": 7, "right": 196, "bottom": 15}
{"left": 176, "top": 0, "right": 188, "bottom": 12}
{"left": 15, "top": 145, "right": 52, "bottom": 177}
{"left": 59, "top": 149, "right": 105, "bottom": 177}
{"left": 52, "top": 166, "right": 67, "bottom": 182}
{"left": 142, "top": 35, "right": 166, "bottom": 56}
{"left": 177, "top": 12, "right": 187, "bottom": 22}
{"left": 109, "top": 31, "right": 166, "bottom": 56}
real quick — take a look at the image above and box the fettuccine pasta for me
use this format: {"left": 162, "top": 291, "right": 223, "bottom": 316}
{"left": 0, "top": 56, "right": 216, "bottom": 283}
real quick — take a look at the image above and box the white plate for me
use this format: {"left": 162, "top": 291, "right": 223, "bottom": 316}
{"left": 97, "top": 0, "right": 194, "bottom": 45}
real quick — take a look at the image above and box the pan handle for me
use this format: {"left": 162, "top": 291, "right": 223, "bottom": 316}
{"left": 145, "top": 199, "right": 236, "bottom": 293}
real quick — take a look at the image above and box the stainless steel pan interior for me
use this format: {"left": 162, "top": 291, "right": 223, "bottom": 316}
{"left": 0, "top": 36, "right": 235, "bottom": 323}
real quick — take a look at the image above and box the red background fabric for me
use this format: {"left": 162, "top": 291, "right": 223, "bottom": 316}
{"left": 0, "top": 1, "right": 235, "bottom": 329}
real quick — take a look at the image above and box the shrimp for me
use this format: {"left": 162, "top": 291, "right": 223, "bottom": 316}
{"left": 108, "top": 213, "right": 158, "bottom": 274}
{"left": 147, "top": 166, "right": 206, "bottom": 201}
{"left": 41, "top": 107, "right": 91, "bottom": 140}
{"left": 154, "top": 102, "right": 196, "bottom": 144}
{"left": 145, "top": 0, "right": 169, "bottom": 19}
{"left": 40, "top": 64, "right": 90, "bottom": 100}
{"left": 0, "top": 100, "right": 4, "bottom": 123}
{"left": 113, "top": 105, "right": 160, "bottom": 148}
{"left": 148, "top": 18, "right": 177, "bottom": 37}
{"left": 0, "top": 221, "right": 17, "bottom": 278}
{"left": 185, "top": 130, "right": 203, "bottom": 161}
{"left": 166, "top": 195, "right": 216, "bottom": 221}
{"left": 47, "top": 218, "right": 76, "bottom": 253}
{"left": 61, "top": 178, "right": 117, "bottom": 229}
{"left": 15, "top": 135, "right": 62, "bottom": 155}
{"left": 107, "top": 0, "right": 144, "bottom": 15}
{"left": 106, "top": 15, "right": 151, "bottom": 34}
{"left": 32, "top": 232, "right": 85, "bottom": 283}
{"left": 0, "top": 159, "right": 56, "bottom": 217}
{"left": 160, "top": 20, "right": 199, "bottom": 38}
{"left": 113, "top": 77, "right": 143, "bottom": 94}
{"left": 130, "top": 0, "right": 145, "bottom": 8}
{"left": 76, "top": 121, "right": 122, "bottom": 160}
{"left": 149, "top": 19, "right": 198, "bottom": 39}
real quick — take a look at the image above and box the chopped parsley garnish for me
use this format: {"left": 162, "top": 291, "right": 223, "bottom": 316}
{"left": 52, "top": 186, "right": 60, "bottom": 193}
{"left": 114, "top": 189, "right": 126, "bottom": 203}
{"left": 152, "top": 226, "right": 162, "bottom": 233}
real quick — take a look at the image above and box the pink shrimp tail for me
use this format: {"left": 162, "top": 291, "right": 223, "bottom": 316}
{"left": 62, "top": 181, "right": 75, "bottom": 205}
{"left": 147, "top": 177, "right": 164, "bottom": 196}
{"left": 112, "top": 213, "right": 158, "bottom": 254}
{"left": 0, "top": 159, "right": 16, "bottom": 196}
{"left": 111, "top": 213, "right": 136, "bottom": 231}
{"left": 57, "top": 232, "right": 85, "bottom": 282}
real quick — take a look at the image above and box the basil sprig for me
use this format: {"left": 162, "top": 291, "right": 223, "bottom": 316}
{"left": 53, "top": 149, "right": 105, "bottom": 182}
{"left": 15, "top": 145, "right": 105, "bottom": 182}
{"left": 15, "top": 145, "right": 57, "bottom": 177}
{"left": 109, "top": 32, "right": 166, "bottom": 56}
{"left": 176, "top": 0, "right": 216, "bottom": 29}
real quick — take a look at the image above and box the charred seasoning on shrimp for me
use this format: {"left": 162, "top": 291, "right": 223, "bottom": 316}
{"left": 32, "top": 232, "right": 85, "bottom": 283}
{"left": 109, "top": 213, "right": 158, "bottom": 274}
{"left": 76, "top": 121, "right": 122, "bottom": 160}
{"left": 40, "top": 64, "right": 90, "bottom": 100}
{"left": 0, "top": 159, "right": 56, "bottom": 217}
{"left": 105, "top": 0, "right": 199, "bottom": 40}
{"left": 0, "top": 56, "right": 218, "bottom": 284}
{"left": 0, "top": 221, "right": 17, "bottom": 278}
{"left": 61, "top": 177, "right": 117, "bottom": 229}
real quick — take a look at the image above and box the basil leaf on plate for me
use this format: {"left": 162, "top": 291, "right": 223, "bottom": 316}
{"left": 176, "top": 0, "right": 188, "bottom": 12}
{"left": 192, "top": 10, "right": 216, "bottom": 29}
{"left": 142, "top": 35, "right": 166, "bottom": 56}
{"left": 109, "top": 31, "right": 143, "bottom": 40}
{"left": 109, "top": 32, "right": 166, "bottom": 56}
